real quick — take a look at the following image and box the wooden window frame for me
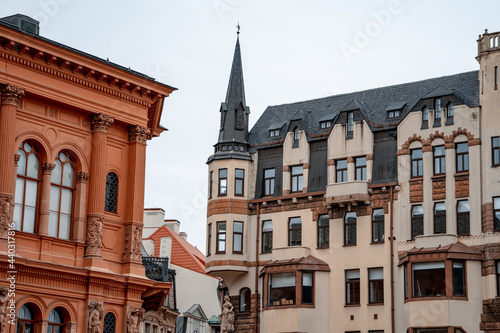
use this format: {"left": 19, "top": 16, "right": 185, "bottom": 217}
{"left": 345, "top": 269, "right": 360, "bottom": 305}
{"left": 368, "top": 267, "right": 384, "bottom": 304}
{"left": 234, "top": 168, "right": 244, "bottom": 196}
{"left": 411, "top": 148, "right": 423, "bottom": 178}
{"left": 263, "top": 168, "right": 275, "bottom": 197}
{"left": 239, "top": 288, "right": 251, "bottom": 312}
{"left": 355, "top": 156, "right": 367, "bottom": 181}
{"left": 233, "top": 221, "right": 243, "bottom": 254}
{"left": 456, "top": 200, "right": 470, "bottom": 236}
{"left": 372, "top": 208, "right": 385, "bottom": 244}
{"left": 291, "top": 165, "right": 303, "bottom": 193}
{"left": 264, "top": 270, "right": 315, "bottom": 308}
{"left": 317, "top": 214, "right": 329, "bottom": 248}
{"left": 262, "top": 220, "right": 273, "bottom": 253}
{"left": 433, "top": 146, "right": 446, "bottom": 176}
{"left": 336, "top": 159, "right": 348, "bottom": 183}
{"left": 216, "top": 221, "right": 226, "bottom": 254}
{"left": 411, "top": 205, "right": 424, "bottom": 239}
{"left": 47, "top": 308, "right": 64, "bottom": 333}
{"left": 494, "top": 197, "right": 500, "bottom": 231}
{"left": 344, "top": 212, "right": 357, "bottom": 246}
{"left": 492, "top": 136, "right": 500, "bottom": 167}
{"left": 218, "top": 168, "right": 227, "bottom": 196}
{"left": 496, "top": 261, "right": 500, "bottom": 296}
{"left": 288, "top": 217, "right": 302, "bottom": 246}
{"left": 434, "top": 202, "right": 447, "bottom": 234}
{"left": 455, "top": 142, "right": 469, "bottom": 173}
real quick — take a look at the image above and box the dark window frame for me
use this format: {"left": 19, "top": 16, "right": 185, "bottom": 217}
{"left": 233, "top": 221, "right": 243, "bottom": 254}
{"left": 218, "top": 168, "right": 228, "bottom": 196}
{"left": 319, "top": 120, "right": 332, "bottom": 129}
{"left": 234, "top": 168, "right": 244, "bottom": 196}
{"left": 456, "top": 200, "right": 470, "bottom": 236}
{"left": 293, "top": 127, "right": 300, "bottom": 141}
{"left": 492, "top": 136, "right": 500, "bottom": 167}
{"left": 216, "top": 221, "right": 226, "bottom": 254}
{"left": 435, "top": 98, "right": 442, "bottom": 120}
{"left": 368, "top": 267, "right": 384, "bottom": 304}
{"left": 209, "top": 171, "right": 213, "bottom": 199}
{"left": 336, "top": 159, "right": 348, "bottom": 183}
{"left": 265, "top": 271, "right": 315, "bottom": 308}
{"left": 408, "top": 260, "right": 467, "bottom": 299}
{"left": 262, "top": 220, "right": 273, "bottom": 253}
{"left": 16, "top": 304, "right": 37, "bottom": 333}
{"left": 239, "top": 288, "right": 251, "bottom": 312}
{"left": 263, "top": 168, "right": 275, "bottom": 197}
{"left": 207, "top": 223, "right": 212, "bottom": 256}
{"left": 421, "top": 106, "right": 429, "bottom": 129}
{"left": 288, "top": 217, "right": 302, "bottom": 246}
{"left": 455, "top": 142, "right": 469, "bottom": 173}
{"left": 372, "top": 208, "right": 385, "bottom": 244}
{"left": 494, "top": 197, "right": 500, "bottom": 231}
{"left": 317, "top": 214, "right": 329, "bottom": 248}
{"left": 47, "top": 308, "right": 64, "bottom": 333}
{"left": 495, "top": 66, "right": 498, "bottom": 90}
{"left": 355, "top": 156, "right": 367, "bottom": 181}
{"left": 291, "top": 165, "right": 303, "bottom": 193}
{"left": 434, "top": 202, "right": 447, "bottom": 234}
{"left": 496, "top": 260, "right": 500, "bottom": 296}
{"left": 433, "top": 146, "right": 446, "bottom": 176}
{"left": 411, "top": 148, "right": 423, "bottom": 178}
{"left": 347, "top": 112, "right": 354, "bottom": 133}
{"left": 345, "top": 269, "right": 360, "bottom": 305}
{"left": 344, "top": 212, "right": 357, "bottom": 246}
{"left": 411, "top": 205, "right": 424, "bottom": 239}
{"left": 105, "top": 172, "right": 119, "bottom": 213}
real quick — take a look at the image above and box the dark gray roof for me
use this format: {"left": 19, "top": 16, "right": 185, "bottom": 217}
{"left": 248, "top": 71, "right": 479, "bottom": 151}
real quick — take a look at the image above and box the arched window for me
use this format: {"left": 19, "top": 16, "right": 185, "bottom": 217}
{"left": 47, "top": 308, "right": 64, "bottom": 333}
{"left": 239, "top": 288, "right": 251, "bottom": 312}
{"left": 105, "top": 172, "right": 119, "bottom": 213}
{"left": 16, "top": 304, "right": 36, "bottom": 333}
{"left": 103, "top": 312, "right": 116, "bottom": 333}
{"left": 447, "top": 102, "right": 454, "bottom": 118}
{"left": 293, "top": 127, "right": 299, "bottom": 141}
{"left": 14, "top": 142, "right": 41, "bottom": 233}
{"left": 49, "top": 151, "right": 75, "bottom": 239}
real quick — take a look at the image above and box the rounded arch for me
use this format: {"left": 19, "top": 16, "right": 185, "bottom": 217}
{"left": 105, "top": 165, "right": 123, "bottom": 180}
{"left": 52, "top": 139, "right": 89, "bottom": 172}
{"left": 402, "top": 134, "right": 424, "bottom": 150}
{"left": 409, "top": 140, "right": 423, "bottom": 149}
{"left": 15, "top": 129, "right": 52, "bottom": 163}
{"left": 16, "top": 295, "right": 46, "bottom": 320}
{"left": 428, "top": 131, "right": 446, "bottom": 145}
{"left": 46, "top": 299, "right": 78, "bottom": 323}
{"left": 239, "top": 287, "right": 251, "bottom": 312}
{"left": 144, "top": 311, "right": 162, "bottom": 324}
{"left": 449, "top": 127, "right": 475, "bottom": 143}
{"left": 454, "top": 134, "right": 469, "bottom": 144}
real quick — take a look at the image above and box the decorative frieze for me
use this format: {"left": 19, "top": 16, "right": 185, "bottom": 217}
{"left": 0, "top": 83, "right": 24, "bottom": 107}
{"left": 122, "top": 224, "right": 143, "bottom": 262}
{"left": 0, "top": 194, "right": 13, "bottom": 239}
{"left": 85, "top": 214, "right": 103, "bottom": 257}
{"left": 90, "top": 113, "right": 114, "bottom": 133}
{"left": 128, "top": 125, "right": 151, "bottom": 144}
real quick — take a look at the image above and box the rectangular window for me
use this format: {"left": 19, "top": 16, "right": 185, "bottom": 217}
{"left": 268, "top": 273, "right": 296, "bottom": 306}
{"left": 452, "top": 261, "right": 465, "bottom": 296}
{"left": 344, "top": 212, "right": 357, "bottom": 245}
{"left": 433, "top": 146, "right": 446, "bottom": 175}
{"left": 320, "top": 121, "right": 332, "bottom": 129}
{"left": 412, "top": 262, "right": 445, "bottom": 297}
{"left": 235, "top": 169, "right": 244, "bottom": 196}
{"left": 404, "top": 264, "right": 408, "bottom": 299}
{"left": 233, "top": 221, "right": 243, "bottom": 253}
{"left": 497, "top": 261, "right": 500, "bottom": 296}
{"left": 288, "top": 217, "right": 302, "bottom": 246}
{"left": 347, "top": 112, "right": 354, "bottom": 132}
{"left": 493, "top": 136, "right": 500, "bottom": 166}
{"left": 262, "top": 220, "right": 273, "bottom": 253}
{"left": 368, "top": 268, "right": 384, "bottom": 304}
{"left": 496, "top": 66, "right": 498, "bottom": 88}
{"left": 434, "top": 202, "right": 446, "bottom": 234}
{"left": 355, "top": 157, "right": 367, "bottom": 181}
{"left": 435, "top": 98, "right": 441, "bottom": 119}
{"left": 317, "top": 214, "right": 329, "bottom": 248}
{"left": 494, "top": 197, "right": 500, "bottom": 231}
{"left": 336, "top": 159, "right": 348, "bottom": 183}
{"left": 207, "top": 223, "right": 212, "bottom": 256}
{"left": 302, "top": 272, "right": 313, "bottom": 304}
{"left": 411, "top": 148, "right": 423, "bottom": 178}
{"left": 456, "top": 142, "right": 469, "bottom": 172}
{"left": 447, "top": 103, "right": 454, "bottom": 118}
{"left": 218, "top": 169, "right": 227, "bottom": 196}
{"left": 291, "top": 165, "right": 303, "bottom": 193}
{"left": 263, "top": 168, "right": 275, "bottom": 196}
{"left": 411, "top": 205, "right": 424, "bottom": 239}
{"left": 372, "top": 208, "right": 385, "bottom": 243}
{"left": 457, "top": 200, "right": 470, "bottom": 235}
{"left": 216, "top": 221, "right": 226, "bottom": 253}
{"left": 422, "top": 107, "right": 429, "bottom": 121}
{"left": 209, "top": 171, "right": 213, "bottom": 199}
{"left": 269, "top": 129, "right": 280, "bottom": 137}
{"left": 345, "top": 269, "right": 360, "bottom": 305}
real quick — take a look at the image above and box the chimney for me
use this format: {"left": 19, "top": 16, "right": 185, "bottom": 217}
{"left": 165, "top": 220, "right": 180, "bottom": 234}
{"left": 159, "top": 237, "right": 172, "bottom": 258}
{"left": 179, "top": 232, "right": 188, "bottom": 241}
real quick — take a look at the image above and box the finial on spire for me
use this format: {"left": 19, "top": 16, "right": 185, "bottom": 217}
{"left": 236, "top": 22, "right": 241, "bottom": 35}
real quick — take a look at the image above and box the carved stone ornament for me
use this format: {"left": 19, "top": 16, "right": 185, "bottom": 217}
{"left": 90, "top": 113, "right": 114, "bottom": 133}
{"left": 77, "top": 171, "right": 90, "bottom": 183}
{"left": 0, "top": 84, "right": 25, "bottom": 107}
{"left": 87, "top": 301, "right": 104, "bottom": 333}
{"left": 128, "top": 125, "right": 151, "bottom": 144}
{"left": 219, "top": 295, "right": 235, "bottom": 333}
{"left": 41, "top": 162, "right": 56, "bottom": 175}
{"left": 122, "top": 224, "right": 143, "bottom": 262}
{"left": 0, "top": 194, "right": 13, "bottom": 239}
{"left": 0, "top": 287, "right": 8, "bottom": 333}
{"left": 127, "top": 307, "right": 145, "bottom": 333}
{"left": 14, "top": 154, "right": 20, "bottom": 166}
{"left": 85, "top": 215, "right": 103, "bottom": 257}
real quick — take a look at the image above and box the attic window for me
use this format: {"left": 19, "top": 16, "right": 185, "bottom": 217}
{"left": 320, "top": 121, "right": 332, "bottom": 129}
{"left": 347, "top": 112, "right": 354, "bottom": 132}
{"left": 269, "top": 129, "right": 280, "bottom": 138}
{"left": 387, "top": 110, "right": 400, "bottom": 119}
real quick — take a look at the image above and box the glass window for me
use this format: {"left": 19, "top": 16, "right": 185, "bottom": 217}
{"left": 404, "top": 264, "right": 408, "bottom": 299}
{"left": 368, "top": 268, "right": 384, "bottom": 304}
{"left": 269, "top": 129, "right": 280, "bottom": 137}
{"left": 435, "top": 98, "right": 441, "bottom": 119}
{"left": 288, "top": 217, "right": 302, "bottom": 246}
{"left": 372, "top": 208, "right": 385, "bottom": 243}
{"left": 494, "top": 197, "right": 500, "bottom": 231}
{"left": 457, "top": 200, "right": 470, "bottom": 236}
{"left": 422, "top": 106, "right": 429, "bottom": 122}
{"left": 49, "top": 151, "right": 75, "bottom": 240}
{"left": 347, "top": 112, "right": 354, "bottom": 132}
{"left": 262, "top": 220, "right": 273, "bottom": 253}
{"left": 291, "top": 166, "right": 303, "bottom": 193}
{"left": 263, "top": 168, "right": 275, "bottom": 196}
{"left": 412, "top": 262, "right": 445, "bottom": 297}
{"left": 14, "top": 142, "right": 41, "bottom": 234}
{"left": 492, "top": 136, "right": 499, "bottom": 166}
{"left": 344, "top": 212, "right": 357, "bottom": 245}
{"left": 456, "top": 142, "right": 469, "bottom": 172}
{"left": 355, "top": 157, "right": 367, "bottom": 181}
{"left": 217, "top": 221, "right": 226, "bottom": 253}
{"left": 47, "top": 308, "right": 64, "bottom": 333}
{"left": 497, "top": 261, "right": 500, "bottom": 296}
{"left": 218, "top": 169, "right": 227, "bottom": 195}
{"left": 317, "top": 214, "right": 329, "bottom": 248}
{"left": 302, "top": 272, "right": 313, "bottom": 304}
{"left": 235, "top": 169, "right": 244, "bottom": 196}
{"left": 320, "top": 121, "right": 332, "bottom": 129}
{"left": 103, "top": 312, "right": 116, "bottom": 333}
{"left": 233, "top": 221, "right": 243, "bottom": 253}
{"left": 434, "top": 202, "right": 446, "bottom": 234}
{"left": 268, "top": 273, "right": 296, "bottom": 306}
{"left": 336, "top": 159, "right": 348, "bottom": 183}
{"left": 345, "top": 269, "right": 360, "bottom": 305}
{"left": 411, "top": 205, "right": 424, "bottom": 239}
{"left": 411, "top": 148, "right": 423, "bottom": 178}
{"left": 447, "top": 103, "right": 454, "bottom": 118}
{"left": 105, "top": 172, "right": 119, "bottom": 213}
{"left": 207, "top": 223, "right": 212, "bottom": 256}
{"left": 16, "top": 304, "right": 35, "bottom": 333}
{"left": 209, "top": 171, "right": 213, "bottom": 199}
{"left": 452, "top": 261, "right": 465, "bottom": 296}
{"left": 433, "top": 146, "right": 445, "bottom": 175}
{"left": 294, "top": 127, "right": 300, "bottom": 141}
{"left": 239, "top": 288, "right": 251, "bottom": 312}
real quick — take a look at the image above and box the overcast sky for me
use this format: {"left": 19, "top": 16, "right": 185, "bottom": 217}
{"left": 2, "top": 0, "right": 499, "bottom": 253}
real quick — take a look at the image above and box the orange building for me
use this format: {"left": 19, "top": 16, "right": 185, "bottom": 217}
{"left": 0, "top": 14, "right": 175, "bottom": 332}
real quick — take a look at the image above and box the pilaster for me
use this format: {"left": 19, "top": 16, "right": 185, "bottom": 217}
{"left": 38, "top": 162, "right": 56, "bottom": 236}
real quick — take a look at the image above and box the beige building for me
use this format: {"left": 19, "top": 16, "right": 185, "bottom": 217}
{"left": 204, "top": 30, "right": 500, "bottom": 333}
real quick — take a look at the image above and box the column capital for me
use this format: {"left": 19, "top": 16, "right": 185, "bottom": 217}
{"left": 128, "top": 125, "right": 151, "bottom": 144}
{"left": 41, "top": 162, "right": 56, "bottom": 175}
{"left": 0, "top": 84, "right": 25, "bottom": 107}
{"left": 90, "top": 113, "right": 114, "bottom": 133}
{"left": 14, "top": 154, "right": 20, "bottom": 166}
{"left": 76, "top": 171, "right": 89, "bottom": 183}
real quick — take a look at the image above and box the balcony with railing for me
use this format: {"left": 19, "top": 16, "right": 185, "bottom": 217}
{"left": 143, "top": 256, "right": 170, "bottom": 282}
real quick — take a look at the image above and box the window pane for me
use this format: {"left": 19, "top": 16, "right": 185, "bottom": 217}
{"left": 373, "top": 208, "right": 384, "bottom": 221}
{"left": 217, "top": 222, "right": 226, "bottom": 231}
{"left": 318, "top": 214, "right": 329, "bottom": 226}
{"left": 453, "top": 262, "right": 465, "bottom": 296}
{"left": 13, "top": 204, "right": 22, "bottom": 230}
{"left": 337, "top": 159, "right": 347, "bottom": 169}
{"left": 262, "top": 220, "right": 273, "bottom": 232}
{"left": 26, "top": 153, "right": 40, "bottom": 179}
{"left": 23, "top": 206, "right": 36, "bottom": 233}
{"left": 235, "top": 179, "right": 243, "bottom": 195}
{"left": 51, "top": 160, "right": 62, "bottom": 184}
{"left": 435, "top": 202, "right": 446, "bottom": 214}
{"left": 494, "top": 197, "right": 500, "bottom": 209}
{"left": 50, "top": 186, "right": 60, "bottom": 212}
{"left": 369, "top": 268, "right": 383, "bottom": 279}
{"left": 346, "top": 270, "right": 360, "bottom": 279}
{"left": 235, "top": 169, "right": 244, "bottom": 178}
{"left": 17, "top": 149, "right": 26, "bottom": 176}
{"left": 15, "top": 178, "right": 25, "bottom": 205}
{"left": 25, "top": 180, "right": 38, "bottom": 207}
{"left": 412, "top": 149, "right": 423, "bottom": 159}
{"left": 233, "top": 234, "right": 242, "bottom": 252}
{"left": 220, "top": 179, "right": 227, "bottom": 194}
{"left": 302, "top": 272, "right": 313, "bottom": 304}
{"left": 412, "top": 205, "right": 424, "bottom": 217}
{"left": 219, "top": 169, "right": 227, "bottom": 178}
{"left": 265, "top": 168, "right": 275, "bottom": 178}
{"left": 234, "top": 222, "right": 243, "bottom": 233}
{"left": 457, "top": 200, "right": 470, "bottom": 213}
{"left": 412, "top": 262, "right": 445, "bottom": 297}
{"left": 269, "top": 273, "right": 296, "bottom": 306}
{"left": 291, "top": 166, "right": 303, "bottom": 175}
{"left": 49, "top": 212, "right": 59, "bottom": 237}
{"left": 62, "top": 163, "right": 75, "bottom": 187}
{"left": 59, "top": 214, "right": 71, "bottom": 239}
{"left": 289, "top": 217, "right": 302, "bottom": 228}
{"left": 60, "top": 189, "right": 73, "bottom": 214}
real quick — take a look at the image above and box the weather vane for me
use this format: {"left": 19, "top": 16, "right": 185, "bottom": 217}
{"left": 237, "top": 22, "right": 240, "bottom": 35}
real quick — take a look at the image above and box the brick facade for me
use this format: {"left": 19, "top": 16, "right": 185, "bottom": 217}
{"left": 409, "top": 178, "right": 423, "bottom": 203}
{"left": 432, "top": 175, "right": 446, "bottom": 200}
{"left": 207, "top": 199, "right": 250, "bottom": 217}
{"left": 455, "top": 173, "right": 469, "bottom": 198}
{"left": 230, "top": 293, "right": 261, "bottom": 333}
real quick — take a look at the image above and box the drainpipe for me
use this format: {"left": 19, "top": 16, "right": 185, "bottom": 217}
{"left": 255, "top": 202, "right": 260, "bottom": 333}
{"left": 390, "top": 185, "right": 395, "bottom": 333}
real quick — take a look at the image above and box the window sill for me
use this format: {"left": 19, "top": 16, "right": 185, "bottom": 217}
{"left": 317, "top": 246, "right": 330, "bottom": 250}
{"left": 215, "top": 252, "right": 226, "bottom": 255}
{"left": 344, "top": 303, "right": 360, "bottom": 307}
{"left": 343, "top": 244, "right": 357, "bottom": 247}
{"left": 454, "top": 171, "right": 469, "bottom": 177}
{"left": 431, "top": 174, "right": 446, "bottom": 180}
{"left": 367, "top": 302, "right": 384, "bottom": 306}
{"left": 370, "top": 241, "right": 385, "bottom": 245}
{"left": 492, "top": 164, "right": 500, "bottom": 168}
{"left": 409, "top": 177, "right": 423, "bottom": 182}
{"left": 407, "top": 296, "right": 468, "bottom": 302}
{"left": 218, "top": 194, "right": 227, "bottom": 197}
{"left": 232, "top": 252, "right": 243, "bottom": 255}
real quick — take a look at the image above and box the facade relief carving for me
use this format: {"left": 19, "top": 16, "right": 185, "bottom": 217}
{"left": 122, "top": 224, "right": 143, "bottom": 262}
{"left": 90, "top": 113, "right": 114, "bottom": 133}
{"left": 42, "top": 162, "right": 56, "bottom": 175}
{"left": 127, "top": 307, "right": 145, "bottom": 333}
{"left": 0, "top": 194, "right": 13, "bottom": 239}
{"left": 14, "top": 154, "right": 20, "bottom": 166}
{"left": 0, "top": 83, "right": 25, "bottom": 107}
{"left": 87, "top": 301, "right": 104, "bottom": 333}
{"left": 77, "top": 171, "right": 90, "bottom": 183}
{"left": 85, "top": 214, "right": 103, "bottom": 257}
{"left": 128, "top": 125, "right": 151, "bottom": 144}
{"left": 0, "top": 287, "right": 7, "bottom": 333}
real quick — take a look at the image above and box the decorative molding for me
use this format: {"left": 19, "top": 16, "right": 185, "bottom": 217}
{"left": 0, "top": 286, "right": 7, "bottom": 331}
{"left": 127, "top": 307, "right": 145, "bottom": 333}
{"left": 76, "top": 171, "right": 89, "bottom": 184}
{"left": 41, "top": 162, "right": 56, "bottom": 175}
{"left": 402, "top": 134, "right": 424, "bottom": 150}
{"left": 14, "top": 154, "right": 20, "bottom": 166}
{"left": 128, "top": 125, "right": 151, "bottom": 144}
{"left": 88, "top": 301, "right": 104, "bottom": 333}
{"left": 0, "top": 83, "right": 24, "bottom": 107}
{"left": 90, "top": 113, "right": 114, "bottom": 133}
{"left": 122, "top": 224, "right": 143, "bottom": 262}
{"left": 0, "top": 194, "right": 13, "bottom": 239}
{"left": 85, "top": 214, "right": 103, "bottom": 258}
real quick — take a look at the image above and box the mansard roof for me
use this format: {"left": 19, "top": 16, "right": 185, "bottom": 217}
{"left": 248, "top": 71, "right": 479, "bottom": 151}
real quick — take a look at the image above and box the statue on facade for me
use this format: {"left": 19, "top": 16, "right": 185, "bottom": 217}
{"left": 88, "top": 301, "right": 104, "bottom": 333}
{"left": 0, "top": 287, "right": 8, "bottom": 333}
{"left": 127, "top": 307, "right": 145, "bottom": 333}
{"left": 219, "top": 296, "right": 235, "bottom": 333}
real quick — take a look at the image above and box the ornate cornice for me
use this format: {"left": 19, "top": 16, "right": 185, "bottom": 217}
{"left": 41, "top": 162, "right": 56, "bottom": 175}
{"left": 0, "top": 83, "right": 25, "bottom": 106}
{"left": 128, "top": 125, "right": 151, "bottom": 144}
{"left": 90, "top": 113, "right": 114, "bottom": 133}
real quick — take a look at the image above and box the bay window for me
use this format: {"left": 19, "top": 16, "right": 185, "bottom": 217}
{"left": 268, "top": 273, "right": 296, "bottom": 306}
{"left": 412, "top": 262, "right": 445, "bottom": 297}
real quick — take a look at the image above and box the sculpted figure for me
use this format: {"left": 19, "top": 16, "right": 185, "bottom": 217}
{"left": 218, "top": 296, "right": 234, "bottom": 333}
{"left": 0, "top": 287, "right": 8, "bottom": 333}
{"left": 88, "top": 302, "right": 104, "bottom": 333}
{"left": 127, "top": 307, "right": 145, "bottom": 333}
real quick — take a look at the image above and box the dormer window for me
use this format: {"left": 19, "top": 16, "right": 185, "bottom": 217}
{"left": 447, "top": 103, "right": 454, "bottom": 118}
{"left": 421, "top": 106, "right": 429, "bottom": 129}
{"left": 320, "top": 121, "right": 332, "bottom": 129}
{"left": 293, "top": 127, "right": 300, "bottom": 141}
{"left": 347, "top": 112, "right": 354, "bottom": 132}
{"left": 269, "top": 129, "right": 280, "bottom": 138}
{"left": 435, "top": 98, "right": 442, "bottom": 119}
{"left": 387, "top": 110, "right": 400, "bottom": 119}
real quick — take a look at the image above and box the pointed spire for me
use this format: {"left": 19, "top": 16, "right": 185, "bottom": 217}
{"left": 225, "top": 29, "right": 246, "bottom": 107}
